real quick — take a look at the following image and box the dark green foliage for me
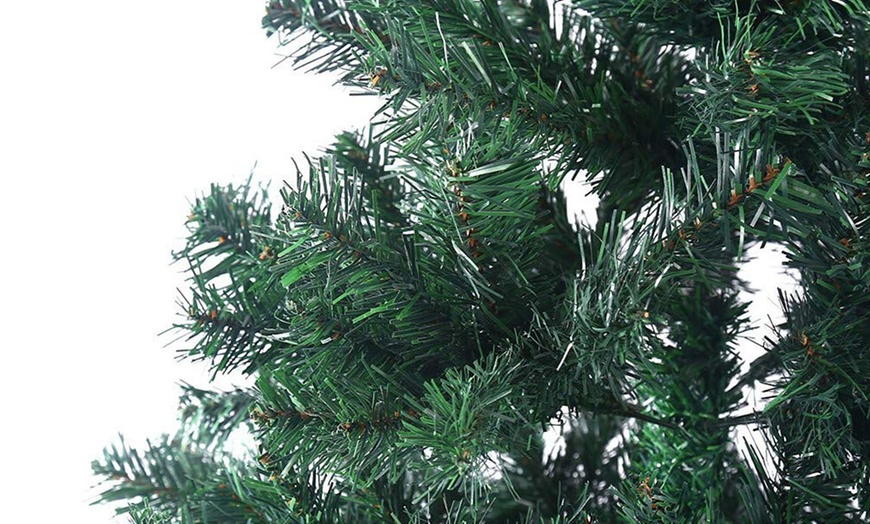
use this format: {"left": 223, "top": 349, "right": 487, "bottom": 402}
{"left": 95, "top": 0, "right": 870, "bottom": 521}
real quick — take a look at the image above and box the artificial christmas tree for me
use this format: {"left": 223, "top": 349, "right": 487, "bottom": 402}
{"left": 94, "top": 1, "right": 869, "bottom": 521}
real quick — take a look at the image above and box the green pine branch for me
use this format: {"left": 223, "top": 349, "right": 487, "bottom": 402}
{"left": 93, "top": 1, "right": 870, "bottom": 521}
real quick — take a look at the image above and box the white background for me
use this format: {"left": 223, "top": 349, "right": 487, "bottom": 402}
{"left": 0, "top": 2, "right": 377, "bottom": 522}
{"left": 0, "top": 2, "right": 793, "bottom": 522}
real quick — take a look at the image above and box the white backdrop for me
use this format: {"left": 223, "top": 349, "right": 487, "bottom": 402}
{"left": 0, "top": 2, "right": 794, "bottom": 522}
{"left": 0, "top": 2, "right": 377, "bottom": 521}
